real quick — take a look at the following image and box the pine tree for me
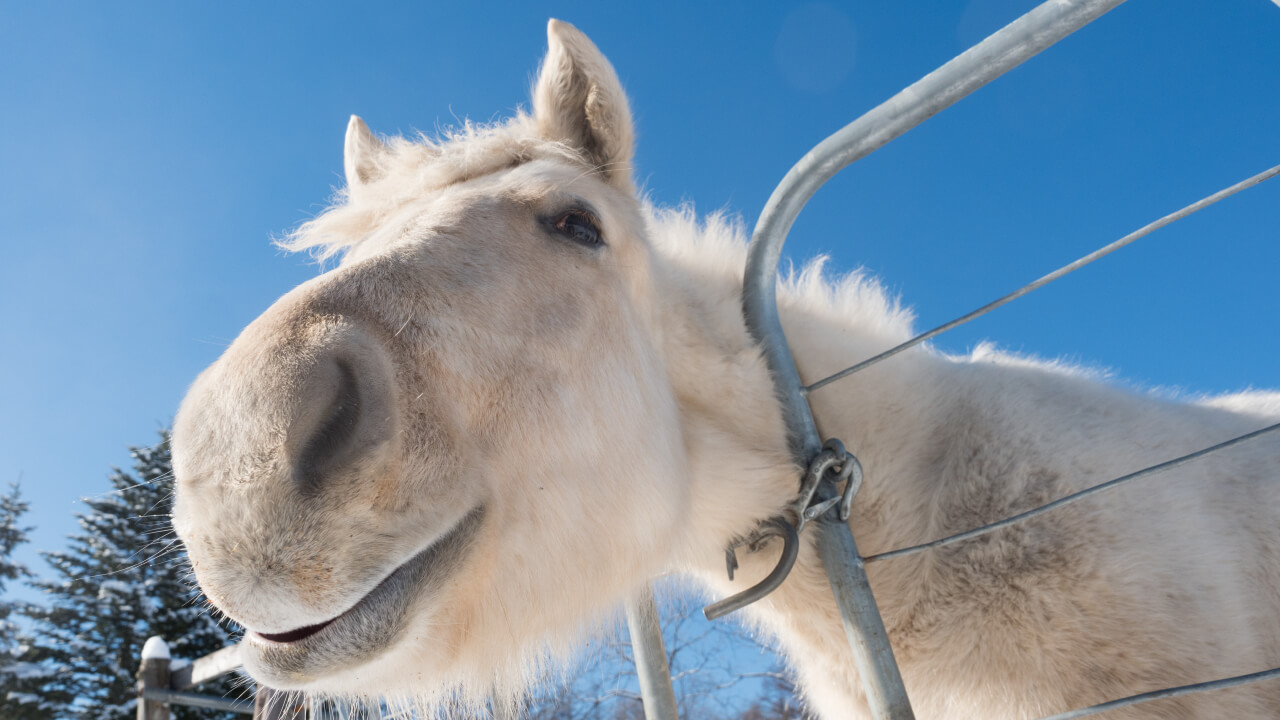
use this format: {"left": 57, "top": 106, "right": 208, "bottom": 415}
{"left": 0, "top": 483, "right": 33, "bottom": 679}
{"left": 24, "top": 434, "right": 247, "bottom": 720}
{"left": 0, "top": 483, "right": 66, "bottom": 720}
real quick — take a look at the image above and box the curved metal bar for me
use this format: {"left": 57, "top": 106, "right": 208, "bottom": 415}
{"left": 743, "top": 0, "right": 1127, "bottom": 455}
{"left": 738, "top": 2, "right": 1127, "bottom": 718}
{"left": 703, "top": 518, "right": 799, "bottom": 621}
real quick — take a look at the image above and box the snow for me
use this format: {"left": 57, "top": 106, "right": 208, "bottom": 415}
{"left": 141, "top": 635, "right": 170, "bottom": 660}
{"left": 98, "top": 579, "right": 132, "bottom": 596}
{"left": 5, "top": 661, "right": 57, "bottom": 679}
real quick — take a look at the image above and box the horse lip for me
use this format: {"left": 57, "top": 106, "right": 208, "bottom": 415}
{"left": 255, "top": 618, "right": 336, "bottom": 644}
{"left": 245, "top": 505, "right": 486, "bottom": 651}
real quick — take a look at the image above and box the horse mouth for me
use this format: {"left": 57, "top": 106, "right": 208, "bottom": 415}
{"left": 255, "top": 618, "right": 336, "bottom": 644}
{"left": 242, "top": 505, "right": 486, "bottom": 683}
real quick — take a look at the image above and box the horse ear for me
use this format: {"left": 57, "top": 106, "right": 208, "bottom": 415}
{"left": 533, "top": 20, "right": 634, "bottom": 186}
{"left": 344, "top": 115, "right": 386, "bottom": 190}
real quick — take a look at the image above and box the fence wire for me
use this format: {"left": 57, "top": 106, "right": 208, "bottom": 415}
{"left": 804, "top": 162, "right": 1280, "bottom": 395}
{"left": 863, "top": 421, "right": 1280, "bottom": 564}
{"left": 1037, "top": 667, "right": 1280, "bottom": 720}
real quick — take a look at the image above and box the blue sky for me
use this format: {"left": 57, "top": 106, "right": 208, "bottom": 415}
{"left": 1, "top": 0, "right": 1277, "bottom": 595}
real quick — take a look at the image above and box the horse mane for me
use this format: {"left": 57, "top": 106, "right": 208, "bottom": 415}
{"left": 644, "top": 203, "right": 917, "bottom": 351}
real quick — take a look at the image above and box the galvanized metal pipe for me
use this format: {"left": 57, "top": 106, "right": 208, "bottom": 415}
{"left": 740, "top": 2, "right": 1127, "bottom": 718}
{"left": 142, "top": 688, "right": 254, "bottom": 715}
{"left": 743, "top": 0, "right": 1127, "bottom": 457}
{"left": 491, "top": 694, "right": 519, "bottom": 720}
{"left": 815, "top": 520, "right": 915, "bottom": 719}
{"left": 625, "top": 586, "right": 680, "bottom": 720}
{"left": 252, "top": 687, "right": 307, "bottom": 720}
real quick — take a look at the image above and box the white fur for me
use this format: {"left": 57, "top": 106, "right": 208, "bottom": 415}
{"left": 171, "top": 20, "right": 1280, "bottom": 719}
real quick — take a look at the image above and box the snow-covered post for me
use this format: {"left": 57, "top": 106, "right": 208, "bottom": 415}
{"left": 137, "top": 636, "right": 171, "bottom": 720}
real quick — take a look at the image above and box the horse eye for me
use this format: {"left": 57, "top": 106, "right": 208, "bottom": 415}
{"left": 552, "top": 210, "right": 603, "bottom": 247}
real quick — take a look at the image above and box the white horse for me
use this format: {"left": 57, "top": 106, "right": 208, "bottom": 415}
{"left": 171, "top": 20, "right": 1280, "bottom": 719}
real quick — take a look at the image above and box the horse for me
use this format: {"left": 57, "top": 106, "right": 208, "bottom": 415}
{"left": 170, "top": 19, "right": 1280, "bottom": 719}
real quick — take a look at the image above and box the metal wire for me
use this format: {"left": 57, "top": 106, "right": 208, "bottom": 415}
{"left": 804, "top": 162, "right": 1280, "bottom": 394}
{"left": 1035, "top": 666, "right": 1280, "bottom": 720}
{"left": 863, "top": 421, "right": 1280, "bottom": 564}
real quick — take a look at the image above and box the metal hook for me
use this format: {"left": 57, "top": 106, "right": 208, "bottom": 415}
{"left": 805, "top": 450, "right": 863, "bottom": 522}
{"left": 702, "top": 517, "right": 799, "bottom": 620}
{"left": 792, "top": 448, "right": 840, "bottom": 534}
{"left": 838, "top": 453, "right": 863, "bottom": 521}
{"left": 703, "top": 437, "right": 863, "bottom": 620}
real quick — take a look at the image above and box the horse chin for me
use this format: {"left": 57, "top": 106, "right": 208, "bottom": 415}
{"left": 238, "top": 505, "right": 487, "bottom": 688}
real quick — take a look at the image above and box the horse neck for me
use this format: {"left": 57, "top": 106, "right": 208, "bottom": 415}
{"left": 651, "top": 239, "right": 947, "bottom": 588}
{"left": 650, "top": 238, "right": 959, "bottom": 716}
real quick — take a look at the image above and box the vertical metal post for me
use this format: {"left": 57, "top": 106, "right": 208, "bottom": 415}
{"left": 740, "top": 2, "right": 1127, "bottom": 717}
{"left": 492, "top": 692, "right": 519, "bottom": 720}
{"left": 137, "top": 636, "right": 171, "bottom": 720}
{"left": 624, "top": 585, "right": 680, "bottom": 720}
{"left": 815, "top": 522, "right": 913, "bottom": 718}
{"left": 254, "top": 686, "right": 307, "bottom": 720}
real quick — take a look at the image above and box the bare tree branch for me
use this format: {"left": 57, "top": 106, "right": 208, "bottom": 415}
{"left": 520, "top": 585, "right": 811, "bottom": 720}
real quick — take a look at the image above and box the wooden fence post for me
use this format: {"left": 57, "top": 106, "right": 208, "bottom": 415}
{"left": 137, "top": 636, "right": 171, "bottom": 720}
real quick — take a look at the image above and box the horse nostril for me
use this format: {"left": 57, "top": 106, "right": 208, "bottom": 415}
{"left": 295, "top": 358, "right": 363, "bottom": 487}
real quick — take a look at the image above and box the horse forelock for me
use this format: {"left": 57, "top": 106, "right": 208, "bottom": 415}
{"left": 276, "top": 103, "right": 920, "bottom": 357}
{"left": 280, "top": 113, "right": 594, "bottom": 263}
